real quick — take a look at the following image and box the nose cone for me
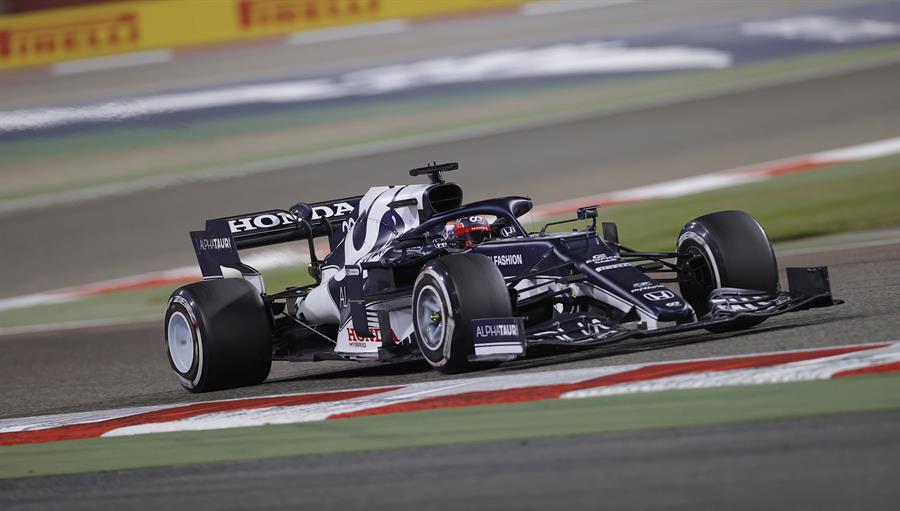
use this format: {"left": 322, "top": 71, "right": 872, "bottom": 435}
{"left": 655, "top": 299, "right": 695, "bottom": 322}
{"left": 634, "top": 287, "right": 695, "bottom": 322}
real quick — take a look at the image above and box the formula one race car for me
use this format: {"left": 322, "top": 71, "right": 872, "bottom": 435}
{"left": 165, "top": 163, "right": 840, "bottom": 392}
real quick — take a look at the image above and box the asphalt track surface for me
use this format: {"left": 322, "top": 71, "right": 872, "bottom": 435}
{"left": 2, "top": 410, "right": 898, "bottom": 510}
{"left": 2, "top": 61, "right": 900, "bottom": 298}
{"left": 3, "top": 243, "right": 898, "bottom": 420}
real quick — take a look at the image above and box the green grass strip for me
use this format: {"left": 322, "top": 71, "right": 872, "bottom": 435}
{"left": 2, "top": 373, "right": 898, "bottom": 479}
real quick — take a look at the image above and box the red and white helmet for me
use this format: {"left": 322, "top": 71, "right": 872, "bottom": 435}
{"left": 444, "top": 216, "right": 493, "bottom": 248}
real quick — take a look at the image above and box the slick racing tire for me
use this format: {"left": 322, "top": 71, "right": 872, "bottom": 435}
{"left": 412, "top": 253, "right": 512, "bottom": 373}
{"left": 676, "top": 210, "right": 778, "bottom": 333}
{"left": 165, "top": 279, "right": 273, "bottom": 393}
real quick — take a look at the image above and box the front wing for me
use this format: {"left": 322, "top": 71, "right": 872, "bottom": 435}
{"left": 488, "top": 266, "right": 842, "bottom": 356}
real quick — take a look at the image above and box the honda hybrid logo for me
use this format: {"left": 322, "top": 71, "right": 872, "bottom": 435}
{"left": 311, "top": 201, "right": 354, "bottom": 220}
{"left": 644, "top": 290, "right": 676, "bottom": 301}
{"left": 228, "top": 212, "right": 295, "bottom": 233}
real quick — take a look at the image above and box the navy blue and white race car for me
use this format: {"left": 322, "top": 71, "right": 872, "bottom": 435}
{"left": 165, "top": 163, "right": 840, "bottom": 392}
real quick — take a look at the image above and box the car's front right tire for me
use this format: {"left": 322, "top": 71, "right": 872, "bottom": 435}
{"left": 165, "top": 279, "right": 273, "bottom": 393}
{"left": 676, "top": 210, "right": 779, "bottom": 333}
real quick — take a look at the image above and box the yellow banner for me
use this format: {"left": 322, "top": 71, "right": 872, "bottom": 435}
{"left": 0, "top": 0, "right": 527, "bottom": 70}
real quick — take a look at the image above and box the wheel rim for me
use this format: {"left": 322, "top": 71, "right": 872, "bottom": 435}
{"left": 683, "top": 246, "right": 715, "bottom": 289}
{"left": 416, "top": 286, "right": 447, "bottom": 351}
{"left": 678, "top": 244, "right": 716, "bottom": 315}
{"left": 167, "top": 311, "right": 195, "bottom": 373}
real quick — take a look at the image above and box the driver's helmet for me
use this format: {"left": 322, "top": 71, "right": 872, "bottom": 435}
{"left": 444, "top": 216, "right": 493, "bottom": 248}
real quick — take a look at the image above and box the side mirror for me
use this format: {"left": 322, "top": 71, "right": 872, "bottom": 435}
{"left": 577, "top": 205, "right": 599, "bottom": 220}
{"left": 602, "top": 222, "right": 619, "bottom": 245}
{"left": 538, "top": 204, "right": 600, "bottom": 235}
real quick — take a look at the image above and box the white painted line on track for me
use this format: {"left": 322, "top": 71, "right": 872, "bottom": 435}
{"left": 0, "top": 315, "right": 159, "bottom": 338}
{"left": 0, "top": 247, "right": 309, "bottom": 314}
{"left": 51, "top": 49, "right": 172, "bottom": 76}
{"left": 0, "top": 267, "right": 198, "bottom": 312}
{"left": 0, "top": 404, "right": 171, "bottom": 434}
{"left": 777, "top": 237, "right": 900, "bottom": 258}
{"left": 286, "top": 19, "right": 409, "bottom": 45}
{"left": 521, "top": 0, "right": 638, "bottom": 17}
{"left": 530, "top": 134, "right": 900, "bottom": 219}
{"left": 386, "top": 381, "right": 474, "bottom": 400}
{"left": 813, "top": 136, "right": 900, "bottom": 161}
{"left": 563, "top": 343, "right": 900, "bottom": 399}
{"left": 741, "top": 16, "right": 900, "bottom": 44}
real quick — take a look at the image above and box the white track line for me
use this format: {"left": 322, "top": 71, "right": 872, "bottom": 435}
{"left": 777, "top": 237, "right": 900, "bottom": 257}
{"left": 286, "top": 19, "right": 409, "bottom": 45}
{"left": 52, "top": 49, "right": 172, "bottom": 77}
{"left": 0, "top": 247, "right": 308, "bottom": 313}
{"left": 563, "top": 343, "right": 900, "bottom": 399}
{"left": 0, "top": 315, "right": 159, "bottom": 338}
{"left": 522, "top": 0, "right": 638, "bottom": 17}
{"left": 0, "top": 267, "right": 198, "bottom": 312}
{"left": 0, "top": 404, "right": 171, "bottom": 434}
{"left": 530, "top": 134, "right": 900, "bottom": 219}
{"left": 813, "top": 136, "right": 900, "bottom": 161}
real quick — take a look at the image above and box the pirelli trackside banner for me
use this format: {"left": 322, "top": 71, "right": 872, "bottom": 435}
{"left": 0, "top": 0, "right": 526, "bottom": 70}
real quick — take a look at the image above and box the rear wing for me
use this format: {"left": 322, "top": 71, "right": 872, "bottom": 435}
{"left": 190, "top": 196, "right": 361, "bottom": 281}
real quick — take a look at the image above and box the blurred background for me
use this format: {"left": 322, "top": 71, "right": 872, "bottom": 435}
{"left": 1, "top": 0, "right": 899, "bottom": 329}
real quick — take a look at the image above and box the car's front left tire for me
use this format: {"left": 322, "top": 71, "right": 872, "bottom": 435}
{"left": 165, "top": 278, "right": 273, "bottom": 393}
{"left": 412, "top": 253, "right": 512, "bottom": 373}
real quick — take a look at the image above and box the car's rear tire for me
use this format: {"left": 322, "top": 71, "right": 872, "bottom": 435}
{"left": 165, "top": 279, "right": 273, "bottom": 393}
{"left": 676, "top": 210, "right": 778, "bottom": 333}
{"left": 412, "top": 253, "right": 512, "bottom": 373}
